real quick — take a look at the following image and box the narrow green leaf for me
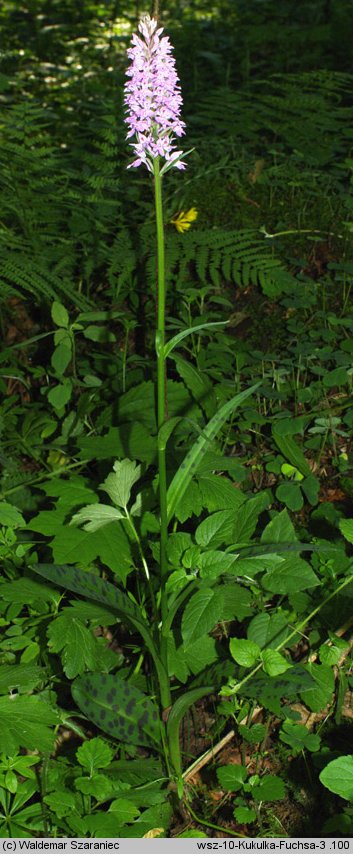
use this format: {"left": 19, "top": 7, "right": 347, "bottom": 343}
{"left": 167, "top": 686, "right": 214, "bottom": 776}
{"left": 167, "top": 383, "right": 260, "bottom": 523}
{"left": 72, "top": 674, "right": 162, "bottom": 748}
{"left": 164, "top": 321, "right": 228, "bottom": 358}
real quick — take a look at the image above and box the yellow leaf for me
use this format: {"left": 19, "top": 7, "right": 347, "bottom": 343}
{"left": 143, "top": 828, "right": 164, "bottom": 838}
{"left": 170, "top": 207, "right": 198, "bottom": 233}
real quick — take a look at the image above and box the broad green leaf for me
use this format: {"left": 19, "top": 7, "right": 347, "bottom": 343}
{"left": 119, "top": 802, "right": 172, "bottom": 838}
{"left": 276, "top": 482, "right": 303, "bottom": 511}
{"left": 320, "top": 756, "right": 353, "bottom": 801}
{"left": 280, "top": 721, "right": 321, "bottom": 754}
{"left": 173, "top": 353, "right": 216, "bottom": 418}
{"left": 167, "top": 383, "right": 260, "bottom": 523}
{"left": 43, "top": 791, "right": 76, "bottom": 819}
{"left": 108, "top": 799, "right": 140, "bottom": 824}
{"left": 164, "top": 321, "right": 228, "bottom": 358}
{"left": 181, "top": 587, "right": 224, "bottom": 644}
{"left": 238, "top": 723, "right": 267, "bottom": 745}
{"left": 233, "top": 806, "right": 256, "bottom": 824}
{"left": 47, "top": 614, "right": 101, "bottom": 678}
{"left": 30, "top": 564, "right": 165, "bottom": 686}
{"left": 48, "top": 381, "right": 72, "bottom": 410}
{"left": 72, "top": 674, "right": 161, "bottom": 748}
{"left": 252, "top": 774, "right": 285, "bottom": 802}
{"left": 272, "top": 427, "right": 312, "bottom": 477}
{"left": 78, "top": 424, "right": 157, "bottom": 465}
{"left": 247, "top": 612, "right": 293, "bottom": 650}
{"left": 262, "top": 554, "right": 319, "bottom": 594}
{"left": 302, "top": 663, "right": 334, "bottom": 712}
{"left": 232, "top": 492, "right": 271, "bottom": 542}
{"left": 0, "top": 577, "right": 59, "bottom": 604}
{"left": 183, "top": 635, "right": 218, "bottom": 675}
{"left": 198, "top": 474, "right": 246, "bottom": 512}
{"left": 76, "top": 738, "right": 114, "bottom": 774}
{"left": 220, "top": 584, "right": 252, "bottom": 622}
{"left": 261, "top": 649, "right": 291, "bottom": 677}
{"left": 70, "top": 503, "right": 124, "bottom": 532}
{"left": 0, "top": 664, "right": 45, "bottom": 695}
{"left": 51, "top": 301, "right": 69, "bottom": 327}
{"left": 216, "top": 764, "right": 247, "bottom": 792}
{"left": 230, "top": 638, "right": 260, "bottom": 667}
{"left": 261, "top": 509, "right": 297, "bottom": 544}
{"left": 75, "top": 773, "right": 114, "bottom": 800}
{"left": 195, "top": 510, "right": 236, "bottom": 548}
{"left": 198, "top": 550, "right": 239, "bottom": 579}
{"left": 100, "top": 459, "right": 141, "bottom": 509}
{"left": 0, "top": 696, "right": 58, "bottom": 754}
{"left": 51, "top": 341, "right": 72, "bottom": 374}
{"left": 0, "top": 502, "right": 25, "bottom": 528}
{"left": 339, "top": 519, "right": 353, "bottom": 544}
{"left": 167, "top": 636, "right": 189, "bottom": 683}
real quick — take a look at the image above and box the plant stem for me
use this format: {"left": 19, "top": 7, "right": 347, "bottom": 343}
{"left": 154, "top": 157, "right": 171, "bottom": 710}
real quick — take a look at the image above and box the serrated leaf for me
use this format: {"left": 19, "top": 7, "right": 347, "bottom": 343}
{"left": 320, "top": 756, "right": 353, "bottom": 800}
{"left": 247, "top": 611, "right": 292, "bottom": 650}
{"left": 262, "top": 554, "right": 319, "bottom": 593}
{"left": 101, "top": 459, "right": 141, "bottom": 509}
{"left": 0, "top": 696, "right": 58, "bottom": 754}
{"left": 302, "top": 663, "right": 334, "bottom": 712}
{"left": 0, "top": 664, "right": 45, "bottom": 695}
{"left": 43, "top": 790, "right": 76, "bottom": 819}
{"left": 0, "top": 502, "right": 25, "bottom": 528}
{"left": 76, "top": 737, "right": 114, "bottom": 772}
{"left": 233, "top": 806, "right": 256, "bottom": 823}
{"left": 167, "top": 384, "right": 260, "bottom": 523}
{"left": 108, "top": 798, "right": 140, "bottom": 824}
{"left": 217, "top": 764, "right": 247, "bottom": 792}
{"left": 261, "top": 509, "right": 297, "bottom": 544}
{"left": 230, "top": 638, "right": 260, "bottom": 667}
{"left": 47, "top": 614, "right": 100, "bottom": 678}
{"left": 30, "top": 564, "right": 165, "bottom": 686}
{"left": 261, "top": 649, "right": 291, "bottom": 677}
{"left": 70, "top": 503, "right": 124, "bottom": 532}
{"left": 0, "top": 578, "right": 58, "bottom": 604}
{"left": 181, "top": 587, "right": 224, "bottom": 644}
{"left": 72, "top": 674, "right": 161, "bottom": 748}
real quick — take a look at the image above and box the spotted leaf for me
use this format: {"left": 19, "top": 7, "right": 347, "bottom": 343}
{"left": 72, "top": 674, "right": 162, "bottom": 749}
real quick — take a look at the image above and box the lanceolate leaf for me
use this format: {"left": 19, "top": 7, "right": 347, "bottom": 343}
{"left": 30, "top": 564, "right": 166, "bottom": 686}
{"left": 72, "top": 674, "right": 162, "bottom": 749}
{"left": 164, "top": 321, "right": 228, "bottom": 359}
{"left": 167, "top": 686, "right": 214, "bottom": 776}
{"left": 167, "top": 384, "right": 260, "bottom": 523}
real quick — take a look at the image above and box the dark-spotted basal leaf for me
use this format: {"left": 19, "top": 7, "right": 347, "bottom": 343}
{"left": 30, "top": 564, "right": 166, "bottom": 686}
{"left": 72, "top": 674, "right": 162, "bottom": 749}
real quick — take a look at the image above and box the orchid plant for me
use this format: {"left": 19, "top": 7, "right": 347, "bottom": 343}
{"left": 30, "top": 14, "right": 260, "bottom": 797}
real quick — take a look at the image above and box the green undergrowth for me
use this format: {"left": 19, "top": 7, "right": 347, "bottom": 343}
{"left": 1, "top": 0, "right": 353, "bottom": 839}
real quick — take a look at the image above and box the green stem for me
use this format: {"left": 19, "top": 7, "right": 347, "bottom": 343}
{"left": 154, "top": 157, "right": 171, "bottom": 711}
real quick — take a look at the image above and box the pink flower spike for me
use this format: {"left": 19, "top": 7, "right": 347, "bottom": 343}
{"left": 124, "top": 15, "right": 186, "bottom": 172}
